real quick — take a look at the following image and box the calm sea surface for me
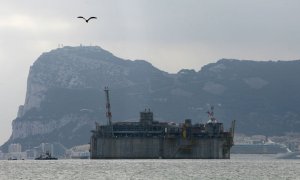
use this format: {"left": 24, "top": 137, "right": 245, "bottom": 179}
{"left": 0, "top": 155, "right": 299, "bottom": 180}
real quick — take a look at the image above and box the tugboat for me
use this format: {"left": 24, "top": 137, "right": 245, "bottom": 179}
{"left": 35, "top": 151, "right": 58, "bottom": 160}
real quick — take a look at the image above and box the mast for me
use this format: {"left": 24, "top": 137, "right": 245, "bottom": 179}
{"left": 104, "top": 87, "right": 112, "bottom": 126}
{"left": 207, "top": 106, "right": 217, "bottom": 123}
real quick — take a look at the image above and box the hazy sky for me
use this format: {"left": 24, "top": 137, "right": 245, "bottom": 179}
{"left": 1, "top": 0, "right": 300, "bottom": 145}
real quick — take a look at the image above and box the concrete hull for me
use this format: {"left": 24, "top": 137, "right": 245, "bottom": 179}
{"left": 90, "top": 136, "right": 231, "bottom": 159}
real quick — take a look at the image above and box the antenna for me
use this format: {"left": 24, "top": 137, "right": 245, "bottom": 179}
{"left": 104, "top": 87, "right": 112, "bottom": 126}
{"left": 207, "top": 105, "right": 217, "bottom": 123}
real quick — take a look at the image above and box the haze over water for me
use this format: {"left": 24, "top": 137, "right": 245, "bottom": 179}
{"left": 1, "top": 1, "right": 300, "bottom": 179}
{"left": 0, "top": 155, "right": 299, "bottom": 180}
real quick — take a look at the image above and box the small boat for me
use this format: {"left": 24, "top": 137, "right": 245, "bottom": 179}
{"left": 276, "top": 151, "right": 300, "bottom": 159}
{"left": 35, "top": 152, "right": 58, "bottom": 160}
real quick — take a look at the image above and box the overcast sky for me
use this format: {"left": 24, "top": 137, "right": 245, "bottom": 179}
{"left": 1, "top": 0, "right": 300, "bottom": 145}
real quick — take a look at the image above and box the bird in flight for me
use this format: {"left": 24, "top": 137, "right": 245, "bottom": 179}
{"left": 77, "top": 16, "right": 97, "bottom": 23}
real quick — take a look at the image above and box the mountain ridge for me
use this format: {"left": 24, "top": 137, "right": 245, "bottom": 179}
{"left": 1, "top": 46, "right": 300, "bottom": 152}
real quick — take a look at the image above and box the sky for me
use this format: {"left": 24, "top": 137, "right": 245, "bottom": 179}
{"left": 1, "top": 0, "right": 300, "bottom": 145}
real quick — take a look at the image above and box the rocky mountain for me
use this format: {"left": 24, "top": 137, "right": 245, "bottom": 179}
{"left": 1, "top": 46, "right": 300, "bottom": 151}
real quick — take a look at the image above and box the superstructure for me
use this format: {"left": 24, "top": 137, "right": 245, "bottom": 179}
{"left": 90, "top": 88, "right": 235, "bottom": 159}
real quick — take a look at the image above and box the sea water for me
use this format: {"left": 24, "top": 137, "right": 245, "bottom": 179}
{"left": 0, "top": 155, "right": 299, "bottom": 180}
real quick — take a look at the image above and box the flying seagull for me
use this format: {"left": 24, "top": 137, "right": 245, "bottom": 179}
{"left": 77, "top": 16, "right": 97, "bottom": 23}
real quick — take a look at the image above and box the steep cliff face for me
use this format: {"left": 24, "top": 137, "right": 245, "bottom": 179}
{"left": 2, "top": 46, "right": 300, "bottom": 151}
{"left": 2, "top": 46, "right": 172, "bottom": 151}
{"left": 12, "top": 114, "right": 88, "bottom": 139}
{"left": 21, "top": 46, "right": 151, "bottom": 115}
